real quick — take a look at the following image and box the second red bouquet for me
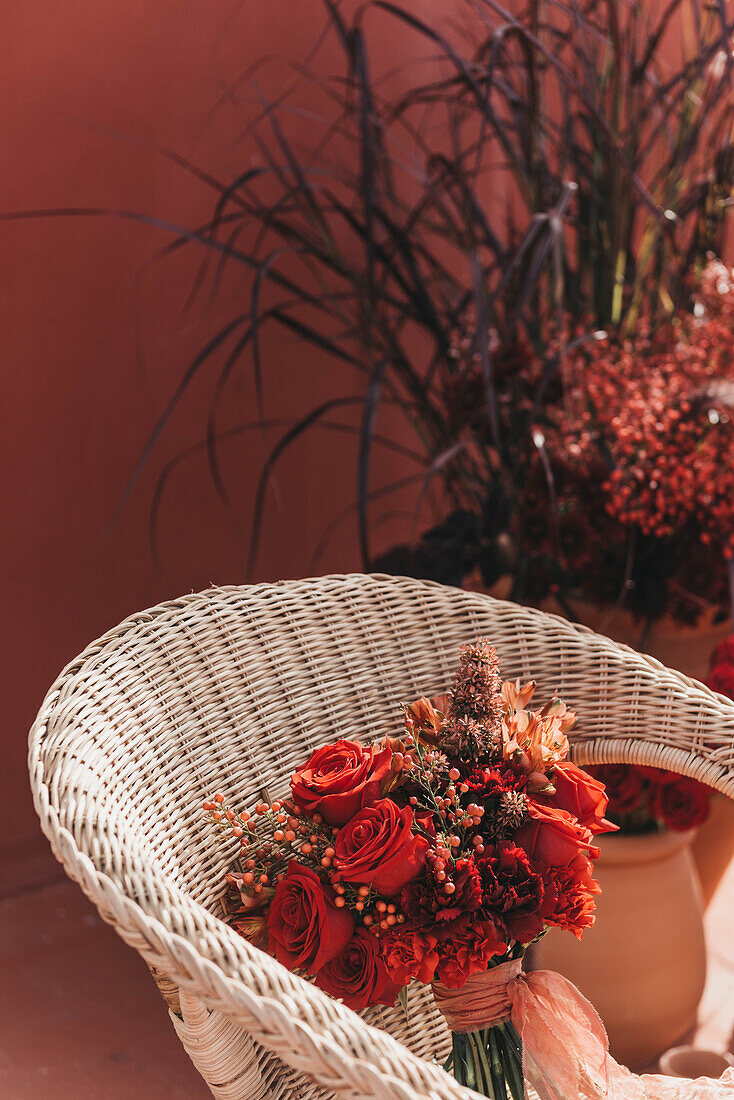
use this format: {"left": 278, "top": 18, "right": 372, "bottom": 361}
{"left": 205, "top": 639, "right": 617, "bottom": 1099}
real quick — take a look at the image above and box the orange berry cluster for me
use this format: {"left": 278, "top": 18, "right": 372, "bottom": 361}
{"left": 203, "top": 792, "right": 407, "bottom": 929}
{"left": 203, "top": 792, "right": 338, "bottom": 891}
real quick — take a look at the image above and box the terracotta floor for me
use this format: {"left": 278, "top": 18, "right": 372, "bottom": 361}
{"left": 2, "top": 854, "right": 734, "bottom": 1099}
{"left": 1, "top": 871, "right": 209, "bottom": 1099}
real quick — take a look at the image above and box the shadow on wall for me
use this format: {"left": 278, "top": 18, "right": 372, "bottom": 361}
{"left": 2, "top": 0, "right": 442, "bottom": 860}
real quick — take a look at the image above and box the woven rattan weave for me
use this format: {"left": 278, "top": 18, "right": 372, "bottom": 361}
{"left": 29, "top": 575, "right": 734, "bottom": 1099}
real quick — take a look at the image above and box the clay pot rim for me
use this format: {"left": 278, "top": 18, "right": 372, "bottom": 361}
{"left": 658, "top": 1045, "right": 734, "bottom": 1079}
{"left": 596, "top": 827, "right": 697, "bottom": 864}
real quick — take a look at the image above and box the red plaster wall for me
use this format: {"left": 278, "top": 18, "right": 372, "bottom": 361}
{"left": 2, "top": 1, "right": 431, "bottom": 855}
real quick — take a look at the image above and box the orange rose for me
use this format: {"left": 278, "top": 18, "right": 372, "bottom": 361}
{"left": 516, "top": 801, "right": 600, "bottom": 867}
{"left": 542, "top": 762, "right": 617, "bottom": 835}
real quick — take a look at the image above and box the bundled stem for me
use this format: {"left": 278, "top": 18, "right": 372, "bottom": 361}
{"left": 440, "top": 947, "right": 529, "bottom": 1099}
{"left": 449, "top": 1022, "right": 525, "bottom": 1099}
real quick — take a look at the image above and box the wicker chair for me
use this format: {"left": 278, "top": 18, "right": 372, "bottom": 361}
{"left": 29, "top": 575, "right": 734, "bottom": 1100}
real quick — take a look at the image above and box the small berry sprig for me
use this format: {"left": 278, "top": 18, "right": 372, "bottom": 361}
{"left": 394, "top": 737, "right": 491, "bottom": 908}
{"left": 334, "top": 882, "right": 407, "bottom": 934}
{"left": 401, "top": 734, "right": 487, "bottom": 859}
{"left": 203, "top": 792, "right": 338, "bottom": 891}
{"left": 203, "top": 792, "right": 414, "bottom": 932}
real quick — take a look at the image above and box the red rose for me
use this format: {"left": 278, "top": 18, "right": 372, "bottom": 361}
{"left": 401, "top": 858, "right": 482, "bottom": 930}
{"left": 588, "top": 764, "right": 644, "bottom": 816}
{"left": 709, "top": 635, "right": 734, "bottom": 671}
{"left": 516, "top": 801, "right": 600, "bottom": 867}
{"left": 476, "top": 842, "right": 545, "bottom": 944}
{"left": 315, "top": 929, "right": 400, "bottom": 1010}
{"left": 706, "top": 663, "right": 734, "bottom": 700}
{"left": 334, "top": 798, "right": 428, "bottom": 896}
{"left": 539, "top": 853, "right": 600, "bottom": 940}
{"left": 379, "top": 927, "right": 440, "bottom": 986}
{"left": 543, "top": 762, "right": 617, "bottom": 835}
{"left": 434, "top": 918, "right": 506, "bottom": 989}
{"left": 291, "top": 739, "right": 392, "bottom": 826}
{"left": 267, "top": 862, "right": 354, "bottom": 974}
{"left": 648, "top": 777, "right": 711, "bottom": 832}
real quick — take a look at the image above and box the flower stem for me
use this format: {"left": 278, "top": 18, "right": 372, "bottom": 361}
{"left": 487, "top": 1028, "right": 509, "bottom": 1100}
{"left": 474, "top": 1030, "right": 497, "bottom": 1092}
{"left": 447, "top": 1021, "right": 524, "bottom": 1098}
{"left": 498, "top": 1025, "right": 525, "bottom": 1100}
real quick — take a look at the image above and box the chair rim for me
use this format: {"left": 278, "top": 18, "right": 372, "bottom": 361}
{"left": 28, "top": 574, "right": 734, "bottom": 1100}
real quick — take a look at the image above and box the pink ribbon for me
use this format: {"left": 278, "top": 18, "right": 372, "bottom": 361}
{"left": 434, "top": 967, "right": 734, "bottom": 1099}
{"left": 433, "top": 959, "right": 521, "bottom": 1033}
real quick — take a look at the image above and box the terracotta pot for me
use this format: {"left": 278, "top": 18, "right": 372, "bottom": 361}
{"left": 558, "top": 596, "right": 734, "bottom": 906}
{"left": 467, "top": 575, "right": 734, "bottom": 905}
{"left": 533, "top": 829, "right": 706, "bottom": 1071}
{"left": 658, "top": 1046, "right": 734, "bottom": 1079}
{"left": 691, "top": 794, "right": 734, "bottom": 907}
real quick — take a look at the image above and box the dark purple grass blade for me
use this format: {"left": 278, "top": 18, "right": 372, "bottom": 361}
{"left": 358, "top": 358, "right": 388, "bottom": 567}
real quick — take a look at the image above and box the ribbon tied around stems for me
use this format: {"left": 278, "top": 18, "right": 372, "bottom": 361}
{"left": 432, "top": 958, "right": 522, "bottom": 1033}
{"left": 433, "top": 965, "right": 734, "bottom": 1100}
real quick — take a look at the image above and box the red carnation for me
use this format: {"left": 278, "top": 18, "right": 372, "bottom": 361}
{"left": 516, "top": 801, "right": 600, "bottom": 867}
{"left": 464, "top": 762, "right": 527, "bottom": 799}
{"left": 291, "top": 739, "right": 392, "bottom": 826}
{"left": 648, "top": 777, "right": 711, "bottom": 832}
{"left": 334, "top": 798, "right": 428, "bottom": 896}
{"left": 543, "top": 762, "right": 617, "bottom": 835}
{"left": 379, "top": 927, "right": 440, "bottom": 986}
{"left": 539, "top": 853, "right": 600, "bottom": 940}
{"left": 267, "top": 862, "right": 354, "bottom": 974}
{"left": 434, "top": 918, "right": 506, "bottom": 989}
{"left": 315, "top": 928, "right": 400, "bottom": 1010}
{"left": 401, "top": 858, "right": 482, "bottom": 931}
{"left": 476, "top": 842, "right": 545, "bottom": 944}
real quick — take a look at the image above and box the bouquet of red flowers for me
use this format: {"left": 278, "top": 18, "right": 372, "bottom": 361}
{"left": 205, "top": 639, "right": 618, "bottom": 1098}
{"left": 588, "top": 764, "right": 712, "bottom": 835}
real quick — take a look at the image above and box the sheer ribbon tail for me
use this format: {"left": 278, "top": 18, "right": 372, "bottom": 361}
{"left": 507, "top": 970, "right": 734, "bottom": 1100}
{"left": 507, "top": 969, "right": 616, "bottom": 1100}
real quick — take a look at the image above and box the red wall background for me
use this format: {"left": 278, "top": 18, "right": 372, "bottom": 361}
{"left": 2, "top": 1, "right": 434, "bottom": 865}
{"left": 3, "top": 1, "right": 694, "bottom": 869}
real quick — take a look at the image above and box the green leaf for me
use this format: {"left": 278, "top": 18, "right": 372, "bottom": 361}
{"left": 397, "top": 984, "right": 409, "bottom": 1021}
